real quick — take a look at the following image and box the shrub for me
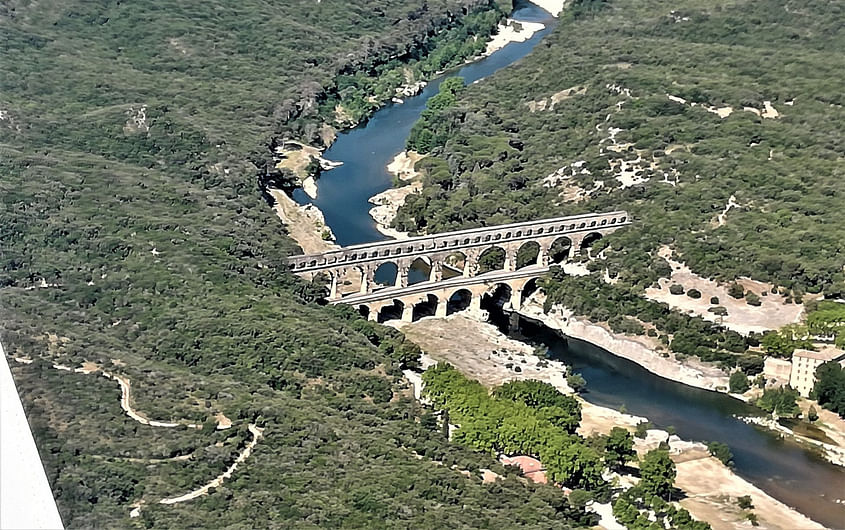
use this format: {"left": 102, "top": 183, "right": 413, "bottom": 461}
{"left": 634, "top": 421, "right": 652, "bottom": 439}
{"left": 708, "top": 306, "right": 728, "bottom": 317}
{"left": 746, "top": 292, "right": 762, "bottom": 306}
{"left": 737, "top": 355, "right": 764, "bottom": 376}
{"left": 728, "top": 283, "right": 745, "bottom": 299}
{"left": 757, "top": 387, "right": 800, "bottom": 418}
{"left": 567, "top": 373, "right": 586, "bottom": 393}
{"left": 686, "top": 288, "right": 702, "bottom": 299}
{"left": 669, "top": 284, "right": 685, "bottom": 295}
{"left": 737, "top": 495, "right": 753, "bottom": 510}
{"left": 807, "top": 405, "right": 819, "bottom": 422}
{"left": 812, "top": 362, "right": 845, "bottom": 417}
{"left": 706, "top": 440, "right": 734, "bottom": 467}
{"left": 710, "top": 296, "right": 720, "bottom": 304}
{"left": 729, "top": 371, "right": 750, "bottom": 393}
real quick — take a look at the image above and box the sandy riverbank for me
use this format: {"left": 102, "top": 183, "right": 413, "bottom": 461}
{"left": 369, "top": 184, "right": 421, "bottom": 240}
{"left": 368, "top": 151, "right": 426, "bottom": 239}
{"left": 274, "top": 141, "right": 342, "bottom": 200}
{"left": 740, "top": 414, "right": 845, "bottom": 468}
{"left": 673, "top": 450, "right": 825, "bottom": 530}
{"left": 268, "top": 188, "right": 338, "bottom": 255}
{"left": 529, "top": 0, "right": 566, "bottom": 16}
{"left": 391, "top": 313, "right": 572, "bottom": 393}
{"left": 395, "top": 313, "right": 823, "bottom": 530}
{"left": 518, "top": 295, "right": 730, "bottom": 392}
{"left": 484, "top": 19, "right": 545, "bottom": 56}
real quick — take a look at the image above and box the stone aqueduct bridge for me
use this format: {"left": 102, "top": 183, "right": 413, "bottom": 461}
{"left": 288, "top": 211, "right": 630, "bottom": 322}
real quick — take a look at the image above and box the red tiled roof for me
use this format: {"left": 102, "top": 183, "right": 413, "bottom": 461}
{"left": 500, "top": 455, "right": 547, "bottom": 483}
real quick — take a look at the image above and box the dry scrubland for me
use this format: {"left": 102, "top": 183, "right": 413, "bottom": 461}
{"left": 3, "top": 0, "right": 628, "bottom": 527}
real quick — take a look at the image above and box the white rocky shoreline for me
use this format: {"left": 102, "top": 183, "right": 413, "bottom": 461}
{"left": 517, "top": 296, "right": 731, "bottom": 392}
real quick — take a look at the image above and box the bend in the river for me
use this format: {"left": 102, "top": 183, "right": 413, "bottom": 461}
{"left": 293, "top": 2, "right": 845, "bottom": 527}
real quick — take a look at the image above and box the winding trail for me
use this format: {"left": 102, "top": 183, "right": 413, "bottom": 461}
{"left": 47, "top": 360, "right": 201, "bottom": 429}
{"left": 158, "top": 424, "right": 264, "bottom": 505}
{"left": 14, "top": 357, "right": 259, "bottom": 516}
{"left": 715, "top": 194, "right": 738, "bottom": 227}
{"left": 106, "top": 371, "right": 200, "bottom": 429}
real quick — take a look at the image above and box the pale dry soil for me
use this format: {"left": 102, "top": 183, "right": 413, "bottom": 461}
{"left": 274, "top": 140, "right": 342, "bottom": 199}
{"left": 665, "top": 94, "right": 782, "bottom": 121}
{"left": 631, "top": 431, "right": 824, "bottom": 530}
{"left": 529, "top": 0, "right": 566, "bottom": 16}
{"left": 369, "top": 150, "right": 427, "bottom": 239}
{"left": 803, "top": 400, "right": 845, "bottom": 450}
{"left": 742, "top": 398, "right": 845, "bottom": 468}
{"left": 673, "top": 450, "right": 824, "bottom": 530}
{"left": 527, "top": 85, "right": 588, "bottom": 112}
{"left": 484, "top": 19, "right": 545, "bottom": 56}
{"left": 275, "top": 141, "right": 322, "bottom": 178}
{"left": 268, "top": 188, "right": 338, "bottom": 255}
{"left": 645, "top": 246, "right": 804, "bottom": 335}
{"left": 391, "top": 313, "right": 572, "bottom": 393}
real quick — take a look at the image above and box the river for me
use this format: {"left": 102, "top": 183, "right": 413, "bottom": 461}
{"left": 293, "top": 1, "right": 845, "bottom": 527}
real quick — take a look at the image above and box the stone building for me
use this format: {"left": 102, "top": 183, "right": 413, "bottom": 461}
{"left": 763, "top": 356, "right": 793, "bottom": 386}
{"left": 789, "top": 347, "right": 845, "bottom": 397}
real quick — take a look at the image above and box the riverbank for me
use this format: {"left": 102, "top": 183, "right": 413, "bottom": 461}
{"left": 391, "top": 313, "right": 572, "bottom": 393}
{"left": 670, "top": 447, "right": 825, "bottom": 530}
{"left": 484, "top": 19, "right": 545, "bottom": 56}
{"left": 518, "top": 294, "right": 730, "bottom": 392}
{"left": 740, "top": 414, "right": 845, "bottom": 468}
{"left": 368, "top": 150, "right": 427, "bottom": 239}
{"left": 268, "top": 188, "right": 338, "bottom": 254}
{"left": 530, "top": 0, "right": 566, "bottom": 17}
{"left": 394, "top": 313, "right": 824, "bottom": 530}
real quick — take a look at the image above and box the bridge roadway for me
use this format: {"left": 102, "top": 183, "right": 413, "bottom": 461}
{"left": 288, "top": 210, "right": 630, "bottom": 299}
{"left": 333, "top": 266, "right": 550, "bottom": 323}
{"left": 289, "top": 211, "right": 628, "bottom": 273}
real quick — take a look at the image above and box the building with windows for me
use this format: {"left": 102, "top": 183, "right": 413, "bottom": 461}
{"left": 789, "top": 347, "right": 845, "bottom": 397}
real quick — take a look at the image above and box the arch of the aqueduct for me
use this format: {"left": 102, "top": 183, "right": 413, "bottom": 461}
{"left": 359, "top": 276, "right": 539, "bottom": 323}
{"left": 288, "top": 211, "right": 630, "bottom": 300}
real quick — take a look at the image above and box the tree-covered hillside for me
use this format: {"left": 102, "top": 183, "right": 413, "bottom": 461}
{"left": 395, "top": 0, "right": 844, "bottom": 297}
{"left": 0, "top": 0, "right": 596, "bottom": 527}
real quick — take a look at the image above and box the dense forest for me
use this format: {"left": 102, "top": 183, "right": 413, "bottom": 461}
{"left": 394, "top": 0, "right": 844, "bottom": 298}
{"left": 0, "top": 0, "right": 609, "bottom": 527}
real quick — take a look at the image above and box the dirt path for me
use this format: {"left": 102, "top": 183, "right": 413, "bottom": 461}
{"left": 714, "top": 194, "right": 738, "bottom": 227}
{"left": 107, "top": 372, "right": 200, "bottom": 428}
{"left": 158, "top": 424, "right": 264, "bottom": 505}
{"left": 45, "top": 359, "right": 202, "bottom": 429}
{"left": 14, "top": 357, "right": 255, "bottom": 518}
